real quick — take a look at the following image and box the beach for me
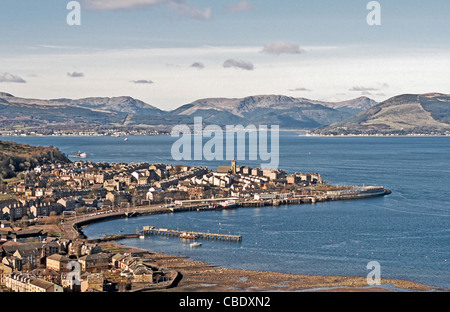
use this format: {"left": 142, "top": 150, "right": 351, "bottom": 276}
{"left": 98, "top": 241, "right": 441, "bottom": 292}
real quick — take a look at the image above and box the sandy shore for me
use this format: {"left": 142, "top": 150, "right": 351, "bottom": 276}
{"left": 99, "top": 242, "right": 444, "bottom": 292}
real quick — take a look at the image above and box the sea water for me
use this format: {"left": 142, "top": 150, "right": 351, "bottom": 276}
{"left": 4, "top": 134, "right": 449, "bottom": 288}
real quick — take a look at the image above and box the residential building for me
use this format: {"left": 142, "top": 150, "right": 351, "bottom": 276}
{"left": 1, "top": 242, "right": 59, "bottom": 270}
{"left": 129, "top": 263, "right": 154, "bottom": 283}
{"left": 29, "top": 268, "right": 61, "bottom": 285}
{"left": 57, "top": 197, "right": 80, "bottom": 211}
{"left": 78, "top": 253, "right": 110, "bottom": 272}
{"left": 0, "top": 263, "right": 13, "bottom": 286}
{"left": 46, "top": 254, "right": 72, "bottom": 272}
{"left": 1, "top": 202, "right": 27, "bottom": 220}
{"left": 6, "top": 271, "right": 63, "bottom": 292}
{"left": 81, "top": 273, "right": 104, "bottom": 292}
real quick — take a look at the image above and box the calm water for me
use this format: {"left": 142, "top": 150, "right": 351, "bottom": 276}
{"left": 3, "top": 134, "right": 449, "bottom": 288}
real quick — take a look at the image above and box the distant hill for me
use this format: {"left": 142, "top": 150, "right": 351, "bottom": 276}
{"left": 318, "top": 97, "right": 378, "bottom": 115}
{"left": 0, "top": 92, "right": 377, "bottom": 130}
{"left": 52, "top": 96, "right": 165, "bottom": 116}
{"left": 3, "top": 91, "right": 449, "bottom": 134}
{"left": 0, "top": 93, "right": 165, "bottom": 129}
{"left": 0, "top": 140, "right": 70, "bottom": 179}
{"left": 313, "top": 93, "right": 450, "bottom": 135}
{"left": 169, "top": 95, "right": 377, "bottom": 129}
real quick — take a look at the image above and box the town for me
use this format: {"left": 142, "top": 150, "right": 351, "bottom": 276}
{"left": 0, "top": 159, "right": 386, "bottom": 292}
{"left": 0, "top": 126, "right": 169, "bottom": 137}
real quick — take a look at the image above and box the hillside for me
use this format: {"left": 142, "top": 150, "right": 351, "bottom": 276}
{"left": 2, "top": 91, "right": 449, "bottom": 135}
{"left": 0, "top": 93, "right": 376, "bottom": 131}
{"left": 0, "top": 140, "right": 70, "bottom": 179}
{"left": 312, "top": 93, "right": 450, "bottom": 135}
{"left": 0, "top": 93, "right": 165, "bottom": 129}
{"left": 169, "top": 95, "right": 376, "bottom": 129}
{"left": 318, "top": 97, "right": 378, "bottom": 114}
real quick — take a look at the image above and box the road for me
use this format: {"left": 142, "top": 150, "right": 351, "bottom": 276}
{"left": 61, "top": 205, "right": 170, "bottom": 240}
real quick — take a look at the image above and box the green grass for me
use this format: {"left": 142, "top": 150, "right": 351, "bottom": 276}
{"left": 0, "top": 194, "right": 12, "bottom": 200}
{"left": 48, "top": 232, "right": 65, "bottom": 239}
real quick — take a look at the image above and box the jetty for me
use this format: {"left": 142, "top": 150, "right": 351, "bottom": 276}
{"left": 138, "top": 226, "right": 242, "bottom": 242}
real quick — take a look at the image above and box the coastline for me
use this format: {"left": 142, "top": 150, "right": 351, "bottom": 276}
{"left": 2, "top": 133, "right": 450, "bottom": 138}
{"left": 68, "top": 206, "right": 445, "bottom": 292}
{"left": 97, "top": 241, "right": 440, "bottom": 292}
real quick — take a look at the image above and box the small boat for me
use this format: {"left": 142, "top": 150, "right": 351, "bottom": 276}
{"left": 124, "top": 138, "right": 128, "bottom": 141}
{"left": 139, "top": 235, "right": 145, "bottom": 239}
{"left": 75, "top": 151, "right": 87, "bottom": 158}
{"left": 190, "top": 242, "right": 202, "bottom": 248}
{"left": 219, "top": 200, "right": 238, "bottom": 209}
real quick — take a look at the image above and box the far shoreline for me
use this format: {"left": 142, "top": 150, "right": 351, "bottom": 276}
{"left": 1, "top": 131, "right": 450, "bottom": 139}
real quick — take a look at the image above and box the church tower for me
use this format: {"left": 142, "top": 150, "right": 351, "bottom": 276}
{"left": 231, "top": 159, "right": 236, "bottom": 175}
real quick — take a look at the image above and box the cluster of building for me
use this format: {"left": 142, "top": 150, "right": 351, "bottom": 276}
{"left": 0, "top": 160, "right": 323, "bottom": 226}
{"left": 0, "top": 128, "right": 168, "bottom": 137}
{"left": 0, "top": 237, "right": 173, "bottom": 292}
{"left": 0, "top": 159, "right": 327, "bottom": 292}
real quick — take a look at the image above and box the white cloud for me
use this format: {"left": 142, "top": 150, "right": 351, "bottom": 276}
{"left": 82, "top": 0, "right": 212, "bottom": 21}
{"left": 169, "top": 3, "right": 212, "bottom": 21}
{"left": 262, "top": 41, "right": 304, "bottom": 55}
{"left": 0, "top": 72, "right": 26, "bottom": 83}
{"left": 349, "top": 86, "right": 378, "bottom": 92}
{"left": 349, "top": 83, "right": 388, "bottom": 92}
{"left": 81, "top": 0, "right": 168, "bottom": 10}
{"left": 226, "top": 1, "right": 253, "bottom": 12}
{"left": 223, "top": 59, "right": 254, "bottom": 71}
{"left": 289, "top": 87, "right": 311, "bottom": 92}
{"left": 3, "top": 45, "right": 450, "bottom": 110}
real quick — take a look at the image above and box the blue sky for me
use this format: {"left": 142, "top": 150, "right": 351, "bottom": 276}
{"left": 1, "top": 0, "right": 450, "bottom": 109}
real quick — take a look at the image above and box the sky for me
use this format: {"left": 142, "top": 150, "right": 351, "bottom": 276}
{"left": 0, "top": 0, "right": 450, "bottom": 110}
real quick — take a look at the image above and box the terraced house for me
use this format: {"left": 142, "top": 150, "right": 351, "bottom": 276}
{"left": 6, "top": 271, "right": 63, "bottom": 292}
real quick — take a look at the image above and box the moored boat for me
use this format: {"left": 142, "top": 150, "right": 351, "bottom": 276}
{"left": 219, "top": 200, "right": 239, "bottom": 209}
{"left": 74, "top": 151, "right": 87, "bottom": 158}
{"left": 180, "top": 232, "right": 199, "bottom": 239}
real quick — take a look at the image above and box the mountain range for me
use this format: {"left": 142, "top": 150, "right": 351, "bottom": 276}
{"left": 0, "top": 91, "right": 449, "bottom": 135}
{"left": 0, "top": 92, "right": 376, "bottom": 130}
{"left": 170, "top": 95, "right": 377, "bottom": 129}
